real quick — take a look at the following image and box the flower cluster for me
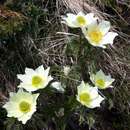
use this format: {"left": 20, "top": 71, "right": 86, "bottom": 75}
{"left": 3, "top": 11, "right": 117, "bottom": 125}
{"left": 62, "top": 12, "right": 117, "bottom": 107}
{"left": 3, "top": 65, "right": 53, "bottom": 124}
{"left": 62, "top": 12, "right": 118, "bottom": 48}
{"left": 77, "top": 70, "right": 115, "bottom": 108}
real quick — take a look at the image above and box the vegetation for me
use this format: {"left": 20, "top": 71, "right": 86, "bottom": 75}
{"left": 0, "top": 0, "right": 130, "bottom": 130}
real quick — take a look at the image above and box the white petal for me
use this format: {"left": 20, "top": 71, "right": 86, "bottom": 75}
{"left": 76, "top": 95, "right": 80, "bottom": 102}
{"left": 66, "top": 13, "right": 76, "bottom": 18}
{"left": 77, "top": 81, "right": 88, "bottom": 93}
{"left": 97, "top": 45, "right": 106, "bottom": 48}
{"left": 96, "top": 70, "right": 105, "bottom": 79}
{"left": 18, "top": 83, "right": 38, "bottom": 92}
{"left": 17, "top": 74, "right": 32, "bottom": 83}
{"left": 41, "top": 76, "right": 52, "bottom": 89}
{"left": 109, "top": 85, "right": 114, "bottom": 88}
{"left": 62, "top": 14, "right": 78, "bottom": 28}
{"left": 101, "top": 32, "right": 118, "bottom": 45}
{"left": 105, "top": 75, "right": 115, "bottom": 88}
{"left": 7, "top": 110, "right": 23, "bottom": 118}
{"left": 77, "top": 11, "right": 85, "bottom": 16}
{"left": 44, "top": 67, "right": 50, "bottom": 77}
{"left": 88, "top": 95, "right": 104, "bottom": 108}
{"left": 18, "top": 114, "right": 32, "bottom": 124}
{"left": 17, "top": 74, "right": 26, "bottom": 81}
{"left": 85, "top": 13, "right": 98, "bottom": 25}
{"left": 35, "top": 65, "right": 45, "bottom": 73}
{"left": 51, "top": 82, "right": 65, "bottom": 93}
{"left": 61, "top": 19, "right": 78, "bottom": 28}
{"left": 99, "top": 20, "right": 111, "bottom": 35}
{"left": 3, "top": 102, "right": 23, "bottom": 117}
{"left": 89, "top": 87, "right": 99, "bottom": 99}
{"left": 18, "top": 105, "right": 37, "bottom": 124}
{"left": 87, "top": 20, "right": 98, "bottom": 31}
{"left": 25, "top": 68, "right": 35, "bottom": 75}
{"left": 47, "top": 75, "right": 53, "bottom": 82}
{"left": 17, "top": 89, "right": 33, "bottom": 101}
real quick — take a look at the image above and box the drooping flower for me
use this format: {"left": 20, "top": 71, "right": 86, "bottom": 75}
{"left": 82, "top": 20, "right": 118, "bottom": 48}
{"left": 17, "top": 65, "right": 53, "bottom": 92}
{"left": 76, "top": 81, "right": 104, "bottom": 108}
{"left": 62, "top": 12, "right": 97, "bottom": 28}
{"left": 3, "top": 89, "right": 39, "bottom": 124}
{"left": 90, "top": 70, "right": 115, "bottom": 89}
{"left": 51, "top": 81, "right": 65, "bottom": 93}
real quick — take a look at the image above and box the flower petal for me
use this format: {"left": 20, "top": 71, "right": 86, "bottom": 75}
{"left": 62, "top": 13, "right": 78, "bottom": 28}
{"left": 85, "top": 13, "right": 98, "bottom": 25}
{"left": 51, "top": 82, "right": 65, "bottom": 93}
{"left": 35, "top": 65, "right": 45, "bottom": 73}
{"left": 101, "top": 32, "right": 118, "bottom": 45}
{"left": 88, "top": 95, "right": 104, "bottom": 108}
{"left": 99, "top": 20, "right": 111, "bottom": 35}
{"left": 25, "top": 68, "right": 35, "bottom": 75}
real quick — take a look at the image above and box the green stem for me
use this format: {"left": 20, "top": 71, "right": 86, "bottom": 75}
{"left": 77, "top": 35, "right": 90, "bottom": 82}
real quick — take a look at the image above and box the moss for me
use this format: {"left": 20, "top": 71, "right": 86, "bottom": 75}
{"left": 0, "top": 6, "right": 27, "bottom": 37}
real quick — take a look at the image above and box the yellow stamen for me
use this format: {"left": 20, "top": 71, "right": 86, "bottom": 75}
{"left": 32, "top": 76, "right": 43, "bottom": 87}
{"left": 19, "top": 101, "right": 31, "bottom": 113}
{"left": 96, "top": 79, "right": 105, "bottom": 88}
{"left": 79, "top": 92, "right": 91, "bottom": 104}
{"left": 88, "top": 30, "right": 103, "bottom": 44}
{"left": 76, "top": 16, "right": 86, "bottom": 26}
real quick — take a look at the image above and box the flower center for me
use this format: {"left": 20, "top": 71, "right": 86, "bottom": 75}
{"left": 76, "top": 16, "right": 86, "bottom": 26}
{"left": 88, "top": 30, "right": 103, "bottom": 43}
{"left": 79, "top": 92, "right": 91, "bottom": 104}
{"left": 19, "top": 101, "right": 31, "bottom": 113}
{"left": 96, "top": 79, "right": 105, "bottom": 88}
{"left": 32, "top": 76, "right": 43, "bottom": 87}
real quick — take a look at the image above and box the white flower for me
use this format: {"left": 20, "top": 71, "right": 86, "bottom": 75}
{"left": 62, "top": 12, "right": 97, "bottom": 28}
{"left": 17, "top": 65, "right": 53, "bottom": 92}
{"left": 82, "top": 20, "right": 118, "bottom": 48}
{"left": 63, "top": 66, "right": 71, "bottom": 76}
{"left": 76, "top": 81, "right": 104, "bottom": 108}
{"left": 51, "top": 82, "right": 65, "bottom": 93}
{"left": 3, "top": 89, "right": 39, "bottom": 124}
{"left": 90, "top": 70, "right": 115, "bottom": 89}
